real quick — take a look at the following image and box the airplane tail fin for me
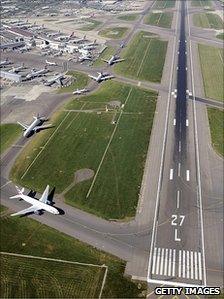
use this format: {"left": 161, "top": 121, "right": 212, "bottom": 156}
{"left": 70, "top": 32, "right": 74, "bottom": 38}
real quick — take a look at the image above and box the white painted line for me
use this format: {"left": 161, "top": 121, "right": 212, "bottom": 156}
{"left": 177, "top": 66, "right": 179, "bottom": 70}
{"left": 174, "top": 229, "right": 181, "bottom": 241}
{"left": 178, "top": 162, "right": 181, "bottom": 176}
{"left": 186, "top": 170, "right": 190, "bottom": 181}
{"left": 194, "top": 251, "right": 198, "bottom": 280}
{"left": 164, "top": 249, "right": 168, "bottom": 276}
{"left": 152, "top": 247, "right": 157, "bottom": 274}
{"left": 174, "top": 94, "right": 177, "bottom": 99}
{"left": 178, "top": 250, "right": 182, "bottom": 277}
{"left": 160, "top": 248, "right": 165, "bottom": 275}
{"left": 169, "top": 169, "right": 174, "bottom": 180}
{"left": 186, "top": 119, "right": 189, "bottom": 126}
{"left": 174, "top": 89, "right": 177, "bottom": 92}
{"left": 191, "top": 251, "right": 194, "bottom": 279}
{"left": 176, "top": 190, "right": 180, "bottom": 209}
{"left": 0, "top": 180, "right": 12, "bottom": 189}
{"left": 186, "top": 251, "right": 190, "bottom": 279}
{"left": 186, "top": 6, "right": 206, "bottom": 284}
{"left": 183, "top": 250, "right": 186, "bottom": 278}
{"left": 138, "top": 81, "right": 141, "bottom": 86}
{"left": 172, "top": 249, "right": 176, "bottom": 276}
{"left": 168, "top": 249, "right": 172, "bottom": 276}
{"left": 179, "top": 141, "right": 181, "bottom": 152}
{"left": 185, "top": 51, "right": 187, "bottom": 55}
{"left": 173, "top": 118, "right": 176, "bottom": 126}
{"left": 198, "top": 252, "right": 202, "bottom": 280}
{"left": 186, "top": 67, "right": 188, "bottom": 70}
{"left": 156, "top": 248, "right": 161, "bottom": 275}
{"left": 178, "top": 51, "right": 180, "bottom": 54}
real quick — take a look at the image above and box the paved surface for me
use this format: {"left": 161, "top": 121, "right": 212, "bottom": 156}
{"left": 0, "top": 0, "right": 223, "bottom": 295}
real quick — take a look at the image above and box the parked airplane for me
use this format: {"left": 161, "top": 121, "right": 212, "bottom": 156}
{"left": 73, "top": 35, "right": 87, "bottom": 44}
{"left": 17, "top": 114, "right": 53, "bottom": 137}
{"left": 42, "top": 74, "right": 64, "bottom": 86}
{"left": 82, "top": 39, "right": 97, "bottom": 50}
{"left": 102, "top": 55, "right": 124, "bottom": 66}
{"left": 0, "top": 58, "right": 12, "bottom": 67}
{"left": 55, "top": 32, "right": 75, "bottom": 41}
{"left": 10, "top": 185, "right": 59, "bottom": 216}
{"left": 79, "top": 54, "right": 92, "bottom": 62}
{"left": 73, "top": 88, "right": 89, "bottom": 95}
{"left": 45, "top": 59, "right": 57, "bottom": 66}
{"left": 88, "top": 72, "right": 114, "bottom": 83}
{"left": 26, "top": 67, "right": 49, "bottom": 79}
{"left": 9, "top": 63, "right": 25, "bottom": 73}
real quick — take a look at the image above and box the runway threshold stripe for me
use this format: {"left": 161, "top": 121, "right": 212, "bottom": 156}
{"left": 183, "top": 250, "right": 186, "bottom": 278}
{"left": 168, "top": 249, "right": 172, "bottom": 276}
{"left": 194, "top": 251, "right": 198, "bottom": 280}
{"left": 178, "top": 250, "right": 182, "bottom": 277}
{"left": 152, "top": 247, "right": 157, "bottom": 274}
{"left": 190, "top": 251, "right": 194, "bottom": 279}
{"left": 186, "top": 251, "right": 190, "bottom": 279}
{"left": 172, "top": 249, "right": 176, "bottom": 276}
{"left": 198, "top": 252, "right": 202, "bottom": 280}
{"left": 164, "top": 248, "right": 168, "bottom": 276}
{"left": 160, "top": 248, "right": 165, "bottom": 275}
{"left": 156, "top": 248, "right": 161, "bottom": 275}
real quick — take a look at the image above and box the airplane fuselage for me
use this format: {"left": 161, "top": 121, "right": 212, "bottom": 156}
{"left": 23, "top": 118, "right": 41, "bottom": 137}
{"left": 20, "top": 194, "right": 59, "bottom": 214}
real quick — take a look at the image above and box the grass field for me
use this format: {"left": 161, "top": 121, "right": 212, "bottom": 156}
{"left": 114, "top": 31, "right": 167, "bottom": 83}
{"left": 0, "top": 124, "right": 21, "bottom": 155}
{"left": 216, "top": 32, "right": 224, "bottom": 40}
{"left": 117, "top": 14, "right": 139, "bottom": 21}
{"left": 193, "top": 13, "right": 223, "bottom": 29}
{"left": 191, "top": 0, "right": 212, "bottom": 7}
{"left": 198, "top": 44, "right": 224, "bottom": 101}
{"left": 93, "top": 45, "right": 116, "bottom": 67}
{"left": 99, "top": 27, "right": 128, "bottom": 39}
{"left": 207, "top": 108, "right": 224, "bottom": 157}
{"left": 154, "top": 0, "right": 176, "bottom": 9}
{"left": 0, "top": 211, "right": 146, "bottom": 298}
{"left": 10, "top": 81, "right": 157, "bottom": 219}
{"left": 144, "top": 12, "right": 173, "bottom": 28}
{"left": 78, "top": 20, "right": 101, "bottom": 31}
{"left": 1, "top": 254, "right": 105, "bottom": 298}
{"left": 58, "top": 71, "right": 89, "bottom": 93}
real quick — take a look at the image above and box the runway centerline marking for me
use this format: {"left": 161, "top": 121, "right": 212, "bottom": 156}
{"left": 176, "top": 190, "right": 180, "bottom": 209}
{"left": 173, "top": 118, "right": 176, "bottom": 126}
{"left": 186, "top": 119, "right": 189, "bottom": 127}
{"left": 186, "top": 170, "right": 190, "bottom": 181}
{"left": 169, "top": 169, "right": 174, "bottom": 180}
{"left": 178, "top": 163, "right": 181, "bottom": 176}
{"left": 179, "top": 141, "right": 181, "bottom": 152}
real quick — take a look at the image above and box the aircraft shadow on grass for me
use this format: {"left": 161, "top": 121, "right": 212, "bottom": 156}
{"left": 20, "top": 186, "right": 65, "bottom": 217}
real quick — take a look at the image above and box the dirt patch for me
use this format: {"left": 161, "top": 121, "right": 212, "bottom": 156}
{"left": 74, "top": 168, "right": 94, "bottom": 184}
{"left": 108, "top": 100, "right": 121, "bottom": 108}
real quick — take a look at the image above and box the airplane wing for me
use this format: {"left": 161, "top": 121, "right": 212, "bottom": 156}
{"left": 11, "top": 206, "right": 38, "bottom": 216}
{"left": 39, "top": 185, "right": 49, "bottom": 203}
{"left": 102, "top": 75, "right": 114, "bottom": 80}
{"left": 17, "top": 121, "right": 28, "bottom": 130}
{"left": 56, "top": 78, "right": 63, "bottom": 86}
{"left": 34, "top": 124, "right": 53, "bottom": 132}
{"left": 113, "top": 59, "right": 125, "bottom": 63}
{"left": 88, "top": 75, "right": 97, "bottom": 80}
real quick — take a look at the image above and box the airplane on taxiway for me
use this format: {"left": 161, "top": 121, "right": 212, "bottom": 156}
{"left": 102, "top": 55, "right": 125, "bottom": 66}
{"left": 73, "top": 88, "right": 89, "bottom": 95}
{"left": 17, "top": 114, "right": 53, "bottom": 137}
{"left": 10, "top": 185, "right": 59, "bottom": 216}
{"left": 88, "top": 72, "right": 114, "bottom": 83}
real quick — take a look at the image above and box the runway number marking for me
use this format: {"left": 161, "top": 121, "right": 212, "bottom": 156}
{"left": 171, "top": 215, "right": 185, "bottom": 226}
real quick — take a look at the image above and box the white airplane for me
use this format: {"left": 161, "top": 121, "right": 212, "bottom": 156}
{"left": 17, "top": 114, "right": 53, "bottom": 137}
{"left": 9, "top": 63, "right": 25, "bottom": 73}
{"left": 73, "top": 88, "right": 89, "bottom": 95}
{"left": 10, "top": 185, "right": 59, "bottom": 216}
{"left": 88, "top": 72, "right": 114, "bottom": 83}
{"left": 79, "top": 54, "right": 92, "bottom": 62}
{"left": 0, "top": 58, "right": 12, "bottom": 67}
{"left": 45, "top": 59, "right": 57, "bottom": 66}
{"left": 43, "top": 74, "right": 64, "bottom": 86}
{"left": 55, "top": 32, "right": 75, "bottom": 41}
{"left": 82, "top": 39, "right": 97, "bottom": 50}
{"left": 102, "top": 55, "right": 125, "bottom": 66}
{"left": 26, "top": 67, "right": 49, "bottom": 80}
{"left": 73, "top": 35, "right": 87, "bottom": 44}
